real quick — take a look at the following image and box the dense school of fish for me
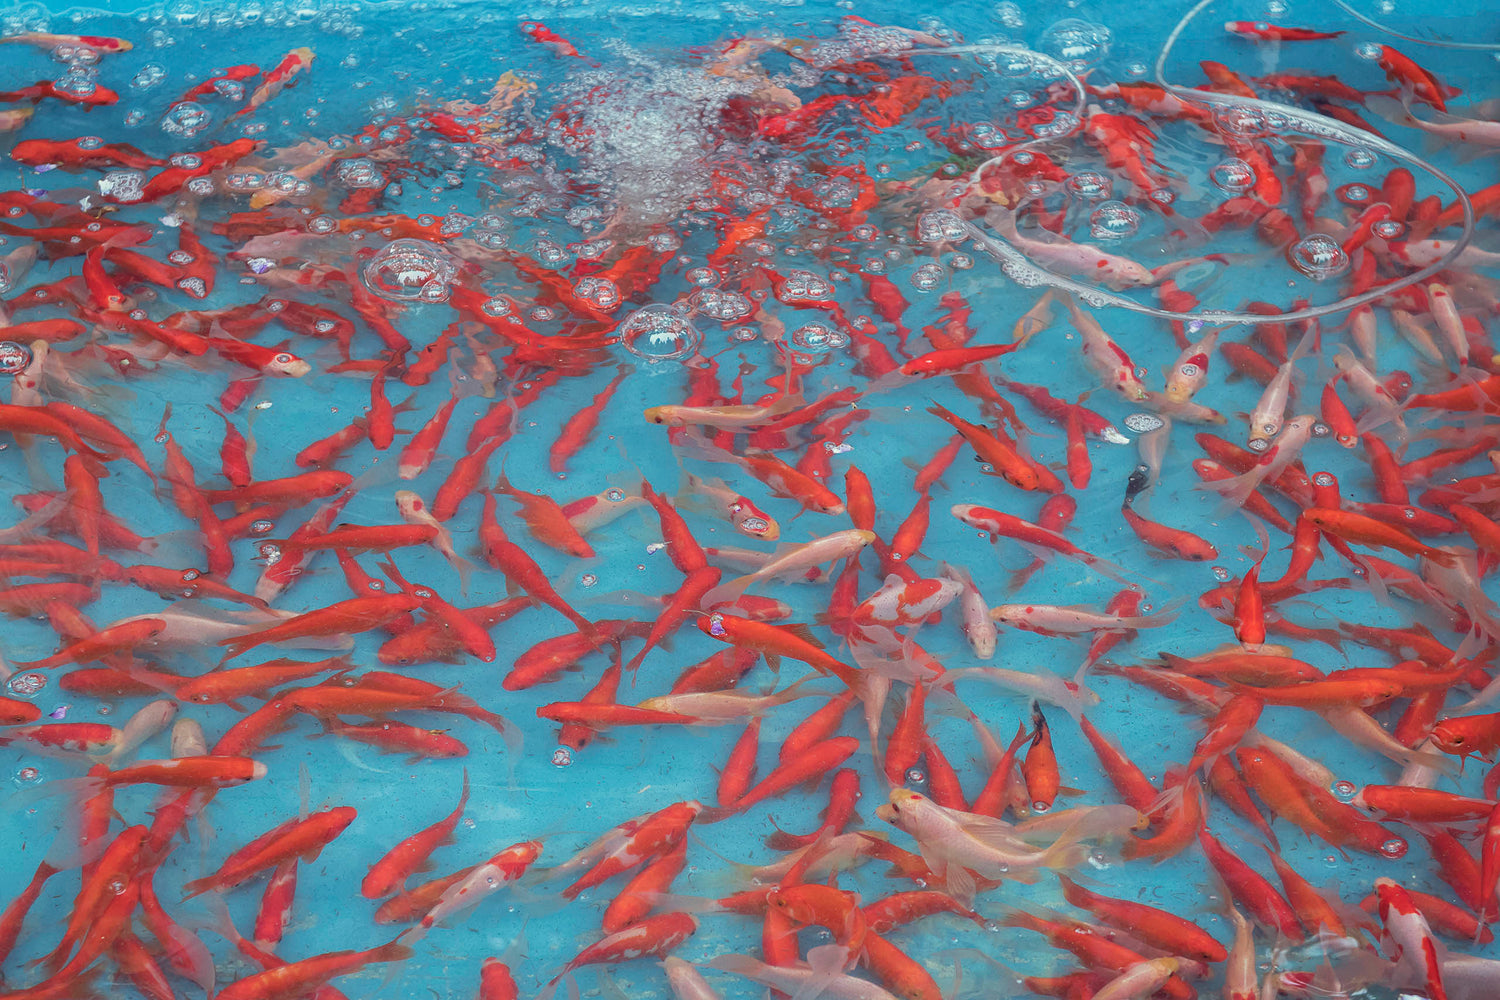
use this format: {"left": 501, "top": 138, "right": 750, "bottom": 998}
{"left": 1, "top": 4, "right": 1500, "bottom": 999}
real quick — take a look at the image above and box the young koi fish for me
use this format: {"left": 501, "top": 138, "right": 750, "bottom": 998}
{"left": 989, "top": 600, "right": 1182, "bottom": 636}
{"left": 679, "top": 472, "right": 780, "bottom": 540}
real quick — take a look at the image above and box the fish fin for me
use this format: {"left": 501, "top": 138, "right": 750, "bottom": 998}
{"left": 782, "top": 622, "right": 825, "bottom": 648}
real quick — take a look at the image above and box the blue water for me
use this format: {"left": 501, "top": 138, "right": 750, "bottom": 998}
{"left": 0, "top": 1, "right": 1498, "bottom": 998}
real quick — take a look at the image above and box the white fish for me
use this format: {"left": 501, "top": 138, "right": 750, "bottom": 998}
{"left": 102, "top": 699, "right": 177, "bottom": 766}
{"left": 939, "top": 562, "right": 997, "bottom": 659}
{"left": 988, "top": 600, "right": 1182, "bottom": 635}
{"left": 705, "top": 529, "right": 875, "bottom": 607}
{"left": 875, "top": 788, "right": 1135, "bottom": 906}
{"left": 661, "top": 958, "right": 722, "bottom": 1000}
{"left": 709, "top": 946, "right": 898, "bottom": 1000}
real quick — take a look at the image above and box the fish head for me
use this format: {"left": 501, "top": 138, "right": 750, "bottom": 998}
{"left": 269, "top": 351, "right": 311, "bottom": 377}
{"left": 642, "top": 406, "right": 679, "bottom": 426}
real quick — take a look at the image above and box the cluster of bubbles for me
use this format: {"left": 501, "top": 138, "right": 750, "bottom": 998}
{"left": 916, "top": 210, "right": 968, "bottom": 244}
{"left": 690, "top": 287, "right": 753, "bottom": 322}
{"left": 360, "top": 239, "right": 457, "bottom": 303}
{"left": 161, "top": 101, "right": 213, "bottom": 138}
{"left": 572, "top": 276, "right": 620, "bottom": 311}
{"left": 50, "top": 42, "right": 102, "bottom": 101}
{"left": 337, "top": 158, "right": 384, "bottom": 189}
{"left": 775, "top": 269, "right": 835, "bottom": 304}
{"left": 789, "top": 322, "right": 850, "bottom": 352}
{"left": 910, "top": 262, "right": 946, "bottom": 291}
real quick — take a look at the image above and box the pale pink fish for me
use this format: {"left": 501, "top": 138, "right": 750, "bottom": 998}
{"left": 1140, "top": 392, "right": 1225, "bottom": 425}
{"left": 937, "top": 665, "right": 1099, "bottom": 720}
{"left": 987, "top": 600, "right": 1182, "bottom": 635}
{"left": 103, "top": 699, "right": 178, "bottom": 766}
{"left": 1389, "top": 308, "right": 1444, "bottom": 364}
{"left": 637, "top": 677, "right": 819, "bottom": 721}
{"left": 395, "top": 489, "right": 473, "bottom": 587}
{"left": 644, "top": 395, "right": 802, "bottom": 429}
{"left": 1246, "top": 321, "right": 1315, "bottom": 448}
{"left": 1204, "top": 413, "right": 1318, "bottom": 508}
{"left": 680, "top": 472, "right": 780, "bottom": 541}
{"left": 564, "top": 486, "right": 649, "bottom": 534}
{"left": 875, "top": 788, "right": 1137, "bottom": 905}
{"left": 1067, "top": 296, "right": 1150, "bottom": 402}
{"left": 709, "top": 948, "right": 898, "bottom": 1000}
{"left": 1163, "top": 328, "right": 1218, "bottom": 402}
{"left": 1224, "top": 908, "right": 1256, "bottom": 1000}
{"left": 662, "top": 958, "right": 723, "bottom": 1000}
{"left": 1425, "top": 282, "right": 1468, "bottom": 363}
{"left": 991, "top": 213, "right": 1155, "bottom": 290}
{"left": 711, "top": 529, "right": 875, "bottom": 606}
{"left": 1093, "top": 959, "right": 1181, "bottom": 1000}
{"left": 939, "top": 562, "right": 997, "bottom": 659}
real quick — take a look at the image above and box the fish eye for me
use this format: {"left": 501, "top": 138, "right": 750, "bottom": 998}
{"left": 274, "top": 353, "right": 293, "bottom": 364}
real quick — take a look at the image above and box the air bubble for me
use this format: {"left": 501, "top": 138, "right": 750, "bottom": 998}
{"left": 1209, "top": 158, "right": 1256, "bottom": 194}
{"left": 1212, "top": 566, "right": 1230, "bottom": 581}
{"left": 337, "top": 157, "right": 382, "bottom": 188}
{"left": 1355, "top": 41, "right": 1383, "bottom": 60}
{"left": 1287, "top": 234, "right": 1349, "bottom": 280}
{"left": 619, "top": 304, "right": 703, "bottom": 363}
{"left": 580, "top": 574, "right": 597, "bottom": 588}
{"left": 8, "top": 673, "right": 46, "bottom": 696}
{"left": 1089, "top": 201, "right": 1139, "bottom": 239}
{"left": 917, "top": 210, "right": 967, "bottom": 242}
{"left": 551, "top": 747, "right": 572, "bottom": 766}
{"left": 910, "top": 263, "right": 945, "bottom": 291}
{"left": 1378, "top": 837, "right": 1408, "bottom": 859}
{"left": 905, "top": 768, "right": 927, "bottom": 785}
{"left": 361, "top": 239, "right": 456, "bottom": 303}
{"left": 1214, "top": 105, "right": 1266, "bottom": 137}
{"left": 776, "top": 269, "right": 834, "bottom": 303}
{"left": 1066, "top": 171, "right": 1112, "bottom": 200}
{"left": 13, "top": 767, "right": 40, "bottom": 786}
{"left": 1344, "top": 185, "right": 1370, "bottom": 203}
{"left": 1345, "top": 148, "right": 1377, "bottom": 169}
{"left": 605, "top": 488, "right": 626, "bottom": 502}
{"left": 1037, "top": 18, "right": 1111, "bottom": 67}
{"left": 0, "top": 342, "right": 33, "bottom": 376}
{"left": 1333, "top": 780, "right": 1357, "bottom": 800}
{"left": 161, "top": 102, "right": 211, "bottom": 137}
{"left": 1372, "top": 220, "right": 1405, "bottom": 240}
{"left": 132, "top": 64, "right": 166, "bottom": 89}
{"left": 573, "top": 276, "right": 619, "bottom": 311}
